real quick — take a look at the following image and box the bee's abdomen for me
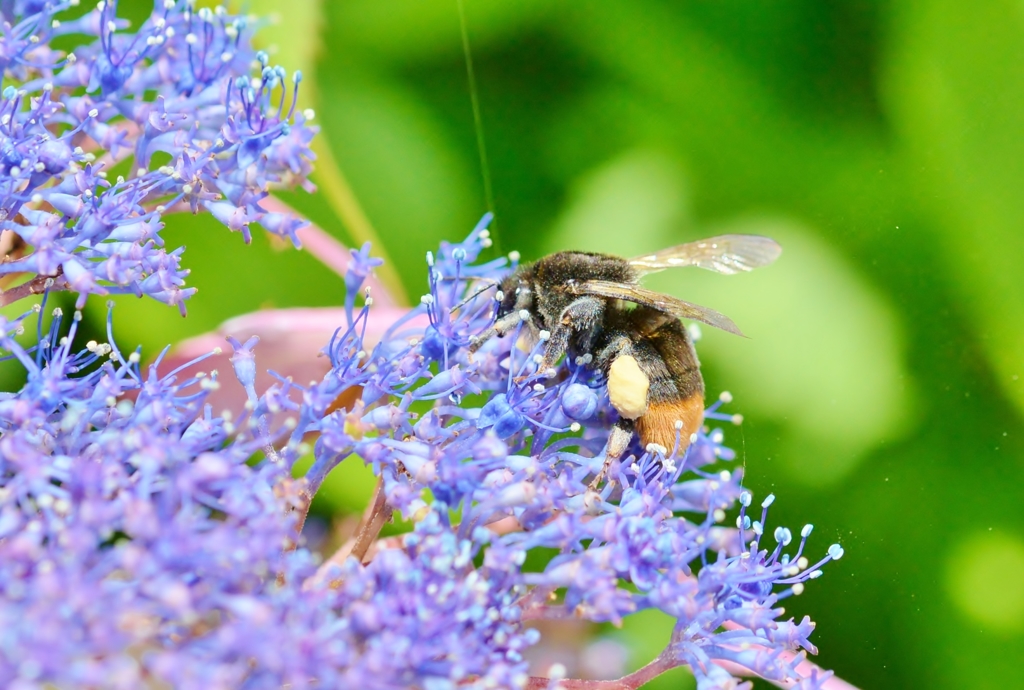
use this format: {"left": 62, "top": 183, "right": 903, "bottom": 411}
{"left": 604, "top": 314, "right": 705, "bottom": 453}
{"left": 636, "top": 393, "right": 704, "bottom": 452}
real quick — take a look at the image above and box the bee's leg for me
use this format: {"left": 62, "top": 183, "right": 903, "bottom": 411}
{"left": 470, "top": 282, "right": 534, "bottom": 354}
{"left": 593, "top": 333, "right": 633, "bottom": 371}
{"left": 538, "top": 296, "right": 605, "bottom": 374}
{"left": 469, "top": 311, "right": 526, "bottom": 354}
{"left": 589, "top": 420, "right": 634, "bottom": 490}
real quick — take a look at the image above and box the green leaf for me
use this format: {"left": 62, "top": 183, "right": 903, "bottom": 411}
{"left": 246, "top": 0, "right": 324, "bottom": 106}
{"left": 546, "top": 0, "right": 894, "bottom": 248}
{"left": 883, "top": 0, "right": 1024, "bottom": 419}
{"left": 613, "top": 609, "right": 695, "bottom": 690}
{"left": 316, "top": 68, "right": 475, "bottom": 297}
{"left": 327, "top": 0, "right": 554, "bottom": 61}
{"left": 549, "top": 149, "right": 690, "bottom": 255}
{"left": 292, "top": 454, "right": 378, "bottom": 515}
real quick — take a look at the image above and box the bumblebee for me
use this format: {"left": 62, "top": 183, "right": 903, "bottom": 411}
{"left": 469, "top": 234, "right": 781, "bottom": 471}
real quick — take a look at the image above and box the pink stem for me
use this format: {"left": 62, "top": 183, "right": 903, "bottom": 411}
{"left": 261, "top": 196, "right": 398, "bottom": 309}
{"left": 718, "top": 621, "right": 860, "bottom": 689}
{"left": 304, "top": 477, "right": 391, "bottom": 590}
{"left": 525, "top": 652, "right": 677, "bottom": 690}
{"left": 0, "top": 272, "right": 68, "bottom": 307}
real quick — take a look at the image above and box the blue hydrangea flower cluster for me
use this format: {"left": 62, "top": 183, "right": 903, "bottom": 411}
{"left": 1, "top": 2, "right": 847, "bottom": 687}
{"left": 0, "top": 0, "right": 315, "bottom": 312}
{"left": 0, "top": 212, "right": 845, "bottom": 689}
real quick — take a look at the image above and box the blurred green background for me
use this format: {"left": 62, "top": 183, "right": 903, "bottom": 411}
{"left": 10, "top": 0, "right": 1024, "bottom": 687}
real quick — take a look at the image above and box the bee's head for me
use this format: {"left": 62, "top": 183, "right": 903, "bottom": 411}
{"left": 495, "top": 266, "right": 532, "bottom": 321}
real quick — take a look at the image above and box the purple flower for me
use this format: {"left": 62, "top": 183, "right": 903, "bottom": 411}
{"left": 0, "top": 119, "right": 850, "bottom": 690}
{"left": 344, "top": 241, "right": 384, "bottom": 323}
{"left": 0, "top": 9, "right": 854, "bottom": 681}
{"left": 303, "top": 216, "right": 846, "bottom": 688}
{"left": 0, "top": 0, "right": 316, "bottom": 312}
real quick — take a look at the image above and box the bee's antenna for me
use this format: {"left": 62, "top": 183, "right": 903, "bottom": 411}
{"left": 456, "top": 0, "right": 500, "bottom": 253}
{"left": 451, "top": 279, "right": 499, "bottom": 312}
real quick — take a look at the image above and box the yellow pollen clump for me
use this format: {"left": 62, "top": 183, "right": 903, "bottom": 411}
{"left": 607, "top": 355, "right": 649, "bottom": 419}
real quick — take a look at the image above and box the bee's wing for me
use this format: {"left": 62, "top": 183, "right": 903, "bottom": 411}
{"left": 628, "top": 234, "right": 781, "bottom": 275}
{"left": 574, "top": 280, "right": 745, "bottom": 336}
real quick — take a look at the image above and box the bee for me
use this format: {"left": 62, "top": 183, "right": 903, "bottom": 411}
{"left": 469, "top": 234, "right": 781, "bottom": 476}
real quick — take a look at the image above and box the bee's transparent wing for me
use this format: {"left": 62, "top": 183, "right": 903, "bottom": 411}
{"left": 573, "top": 280, "right": 745, "bottom": 336}
{"left": 628, "top": 234, "right": 782, "bottom": 275}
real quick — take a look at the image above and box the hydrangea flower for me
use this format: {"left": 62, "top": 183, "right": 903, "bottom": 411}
{"left": 0, "top": 2, "right": 853, "bottom": 688}
{"left": 0, "top": 211, "right": 850, "bottom": 689}
{"left": 0, "top": 0, "right": 315, "bottom": 312}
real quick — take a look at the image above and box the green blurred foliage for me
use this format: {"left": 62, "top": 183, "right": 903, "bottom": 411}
{"left": 21, "top": 0, "right": 1024, "bottom": 687}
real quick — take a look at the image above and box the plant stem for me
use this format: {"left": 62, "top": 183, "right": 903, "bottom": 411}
{"left": 262, "top": 196, "right": 398, "bottom": 309}
{"left": 0, "top": 272, "right": 68, "bottom": 307}
{"left": 526, "top": 651, "right": 677, "bottom": 690}
{"left": 304, "top": 477, "right": 391, "bottom": 589}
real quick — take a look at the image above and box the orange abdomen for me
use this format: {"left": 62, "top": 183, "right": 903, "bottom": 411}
{"left": 635, "top": 392, "right": 704, "bottom": 453}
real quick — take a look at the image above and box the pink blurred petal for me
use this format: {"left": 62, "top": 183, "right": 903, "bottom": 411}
{"left": 160, "top": 306, "right": 424, "bottom": 421}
